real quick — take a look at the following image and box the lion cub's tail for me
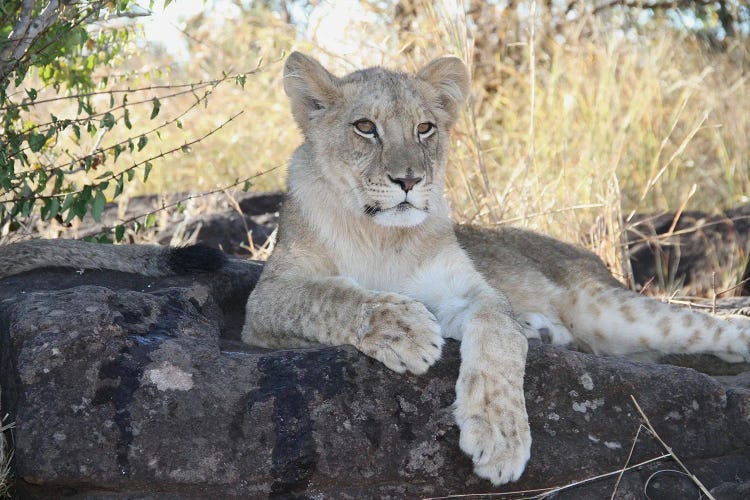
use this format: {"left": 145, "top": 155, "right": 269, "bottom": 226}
{"left": 0, "top": 239, "right": 226, "bottom": 279}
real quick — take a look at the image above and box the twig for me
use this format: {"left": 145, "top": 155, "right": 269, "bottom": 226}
{"left": 2, "top": 112, "right": 245, "bottom": 203}
{"left": 620, "top": 215, "right": 750, "bottom": 248}
{"left": 712, "top": 272, "right": 717, "bottom": 314}
{"left": 422, "top": 453, "right": 672, "bottom": 500}
{"left": 493, "top": 203, "right": 605, "bottom": 225}
{"left": 520, "top": 0, "right": 537, "bottom": 225}
{"left": 94, "top": 163, "right": 284, "bottom": 235}
{"left": 610, "top": 424, "right": 648, "bottom": 499}
{"left": 714, "top": 276, "right": 750, "bottom": 298}
{"left": 643, "top": 469, "right": 693, "bottom": 499}
{"left": 30, "top": 73, "right": 227, "bottom": 174}
{"left": 629, "top": 395, "right": 714, "bottom": 499}
{"left": 592, "top": 0, "right": 713, "bottom": 16}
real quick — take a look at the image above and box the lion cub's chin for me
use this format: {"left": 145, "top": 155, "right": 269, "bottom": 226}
{"left": 372, "top": 206, "right": 429, "bottom": 228}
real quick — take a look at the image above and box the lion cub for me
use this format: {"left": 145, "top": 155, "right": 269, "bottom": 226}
{"left": 3, "top": 52, "right": 750, "bottom": 486}
{"left": 241, "top": 52, "right": 750, "bottom": 485}
{"left": 242, "top": 53, "right": 532, "bottom": 485}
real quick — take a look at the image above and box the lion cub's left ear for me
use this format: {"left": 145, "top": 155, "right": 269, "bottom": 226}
{"left": 417, "top": 57, "right": 470, "bottom": 127}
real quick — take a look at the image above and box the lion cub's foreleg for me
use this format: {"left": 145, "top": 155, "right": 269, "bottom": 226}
{"left": 244, "top": 249, "right": 532, "bottom": 486}
{"left": 408, "top": 251, "right": 532, "bottom": 485}
{"left": 243, "top": 273, "right": 444, "bottom": 374}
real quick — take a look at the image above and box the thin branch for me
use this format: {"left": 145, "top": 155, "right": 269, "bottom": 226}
{"left": 1, "top": 79, "right": 232, "bottom": 112}
{"left": 422, "top": 453, "right": 672, "bottom": 499}
{"left": 3, "top": 83, "right": 215, "bottom": 145}
{"left": 621, "top": 214, "right": 750, "bottom": 248}
{"left": 34, "top": 76, "right": 224, "bottom": 175}
{"left": 2, "top": 111, "right": 244, "bottom": 204}
{"left": 629, "top": 395, "right": 714, "bottom": 499}
{"left": 592, "top": 0, "right": 714, "bottom": 16}
{"left": 95, "top": 164, "right": 285, "bottom": 235}
{"left": 611, "top": 424, "right": 648, "bottom": 499}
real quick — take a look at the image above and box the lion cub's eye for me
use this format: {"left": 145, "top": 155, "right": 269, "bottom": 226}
{"left": 416, "top": 122, "right": 435, "bottom": 139}
{"left": 353, "top": 119, "right": 377, "bottom": 138}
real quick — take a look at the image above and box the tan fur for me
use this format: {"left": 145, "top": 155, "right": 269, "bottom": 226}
{"left": 2, "top": 53, "right": 749, "bottom": 486}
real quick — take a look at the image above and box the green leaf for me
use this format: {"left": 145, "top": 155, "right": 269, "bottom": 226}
{"left": 123, "top": 108, "right": 132, "bottom": 129}
{"left": 144, "top": 213, "right": 156, "bottom": 228}
{"left": 114, "top": 175, "right": 124, "bottom": 197}
{"left": 113, "top": 144, "right": 123, "bottom": 161}
{"left": 54, "top": 169, "right": 64, "bottom": 191}
{"left": 143, "top": 162, "right": 152, "bottom": 182}
{"left": 21, "top": 199, "right": 33, "bottom": 217}
{"left": 91, "top": 189, "right": 106, "bottom": 222}
{"left": 242, "top": 180, "right": 251, "bottom": 191}
{"left": 36, "top": 170, "right": 49, "bottom": 192}
{"left": 28, "top": 132, "right": 47, "bottom": 152}
{"left": 115, "top": 224, "right": 125, "bottom": 242}
{"left": 101, "top": 112, "right": 115, "bottom": 129}
{"left": 41, "top": 197, "right": 60, "bottom": 220}
{"left": 26, "top": 88, "right": 38, "bottom": 101}
{"left": 150, "top": 97, "right": 161, "bottom": 119}
{"left": 61, "top": 193, "right": 75, "bottom": 212}
{"left": 137, "top": 135, "right": 148, "bottom": 151}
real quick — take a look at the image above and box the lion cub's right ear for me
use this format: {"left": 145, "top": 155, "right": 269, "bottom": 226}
{"left": 283, "top": 52, "right": 340, "bottom": 133}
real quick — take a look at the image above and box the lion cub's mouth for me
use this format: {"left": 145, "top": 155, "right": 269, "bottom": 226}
{"left": 364, "top": 201, "right": 421, "bottom": 217}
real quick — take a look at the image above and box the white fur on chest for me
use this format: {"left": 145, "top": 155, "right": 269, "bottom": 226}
{"left": 296, "top": 180, "right": 440, "bottom": 293}
{"left": 325, "top": 220, "right": 420, "bottom": 292}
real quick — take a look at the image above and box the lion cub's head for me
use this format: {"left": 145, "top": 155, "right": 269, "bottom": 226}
{"left": 284, "top": 52, "right": 469, "bottom": 228}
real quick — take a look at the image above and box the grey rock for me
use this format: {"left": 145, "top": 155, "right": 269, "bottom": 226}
{"left": 625, "top": 205, "right": 750, "bottom": 293}
{"left": 69, "top": 191, "right": 284, "bottom": 254}
{"left": 1, "top": 262, "right": 749, "bottom": 498}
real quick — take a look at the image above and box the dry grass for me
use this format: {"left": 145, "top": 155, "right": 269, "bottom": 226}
{"left": 0, "top": 387, "right": 13, "bottom": 499}
{"left": 19, "top": 2, "right": 750, "bottom": 298}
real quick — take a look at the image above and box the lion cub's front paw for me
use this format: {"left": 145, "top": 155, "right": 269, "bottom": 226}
{"left": 455, "top": 370, "right": 531, "bottom": 485}
{"left": 357, "top": 294, "right": 444, "bottom": 375}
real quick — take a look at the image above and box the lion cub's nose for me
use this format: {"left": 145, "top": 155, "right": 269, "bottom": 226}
{"left": 389, "top": 175, "right": 423, "bottom": 193}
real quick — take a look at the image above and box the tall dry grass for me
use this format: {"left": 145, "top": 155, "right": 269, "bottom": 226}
{"left": 27, "top": 2, "right": 749, "bottom": 296}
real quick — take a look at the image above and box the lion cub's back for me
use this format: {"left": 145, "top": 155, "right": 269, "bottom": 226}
{"left": 454, "top": 224, "right": 620, "bottom": 291}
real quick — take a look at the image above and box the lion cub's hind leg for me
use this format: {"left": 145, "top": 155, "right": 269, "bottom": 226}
{"left": 558, "top": 282, "right": 750, "bottom": 362}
